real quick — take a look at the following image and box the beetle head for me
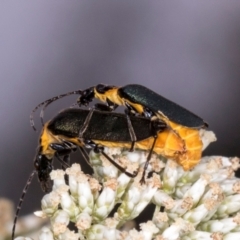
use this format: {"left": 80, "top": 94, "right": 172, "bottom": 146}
{"left": 34, "top": 153, "right": 53, "bottom": 193}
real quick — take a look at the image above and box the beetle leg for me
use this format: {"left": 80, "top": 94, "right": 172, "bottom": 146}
{"left": 61, "top": 154, "right": 70, "bottom": 169}
{"left": 50, "top": 142, "right": 76, "bottom": 169}
{"left": 84, "top": 139, "right": 138, "bottom": 178}
{"left": 77, "top": 146, "right": 88, "bottom": 165}
{"left": 94, "top": 103, "right": 113, "bottom": 111}
{"left": 142, "top": 107, "right": 154, "bottom": 118}
{"left": 79, "top": 108, "right": 94, "bottom": 138}
{"left": 106, "top": 98, "right": 118, "bottom": 110}
{"left": 61, "top": 155, "right": 70, "bottom": 184}
{"left": 124, "top": 108, "right": 137, "bottom": 152}
{"left": 140, "top": 119, "right": 167, "bottom": 184}
{"left": 125, "top": 101, "right": 139, "bottom": 116}
{"left": 93, "top": 99, "right": 119, "bottom": 112}
{"left": 140, "top": 136, "right": 157, "bottom": 184}
{"left": 50, "top": 141, "right": 77, "bottom": 154}
{"left": 51, "top": 142, "right": 93, "bottom": 178}
{"left": 78, "top": 102, "right": 117, "bottom": 138}
{"left": 55, "top": 154, "right": 70, "bottom": 168}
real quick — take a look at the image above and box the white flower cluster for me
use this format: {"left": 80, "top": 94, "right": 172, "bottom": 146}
{"left": 16, "top": 146, "right": 240, "bottom": 240}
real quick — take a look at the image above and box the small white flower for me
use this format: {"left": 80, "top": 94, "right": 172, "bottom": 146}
{"left": 140, "top": 221, "right": 159, "bottom": 240}
{"left": 93, "top": 179, "right": 118, "bottom": 221}
{"left": 50, "top": 170, "right": 66, "bottom": 190}
{"left": 162, "top": 159, "right": 178, "bottom": 194}
{"left": 51, "top": 210, "right": 70, "bottom": 235}
{"left": 76, "top": 172, "right": 94, "bottom": 214}
{"left": 75, "top": 212, "right": 92, "bottom": 230}
{"left": 41, "top": 191, "right": 61, "bottom": 215}
{"left": 39, "top": 227, "right": 54, "bottom": 240}
{"left": 65, "top": 163, "right": 82, "bottom": 199}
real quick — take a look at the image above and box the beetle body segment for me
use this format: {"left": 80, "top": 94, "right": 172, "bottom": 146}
{"left": 38, "top": 108, "right": 205, "bottom": 172}
{"left": 39, "top": 124, "right": 60, "bottom": 157}
{"left": 93, "top": 86, "right": 125, "bottom": 107}
{"left": 95, "top": 84, "right": 207, "bottom": 128}
{"left": 33, "top": 83, "right": 208, "bottom": 172}
{"left": 44, "top": 108, "right": 185, "bottom": 159}
{"left": 168, "top": 121, "right": 203, "bottom": 170}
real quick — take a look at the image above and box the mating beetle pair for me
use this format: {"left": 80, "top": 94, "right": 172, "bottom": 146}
{"left": 30, "top": 84, "right": 207, "bottom": 172}
{"left": 12, "top": 84, "right": 208, "bottom": 240}
{"left": 28, "top": 84, "right": 208, "bottom": 188}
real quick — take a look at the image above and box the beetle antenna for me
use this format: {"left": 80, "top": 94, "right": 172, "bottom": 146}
{"left": 12, "top": 170, "right": 36, "bottom": 240}
{"left": 30, "top": 90, "right": 83, "bottom": 131}
{"left": 39, "top": 98, "right": 57, "bottom": 126}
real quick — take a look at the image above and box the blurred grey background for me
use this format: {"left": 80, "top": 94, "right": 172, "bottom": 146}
{"left": 1, "top": 0, "right": 240, "bottom": 220}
